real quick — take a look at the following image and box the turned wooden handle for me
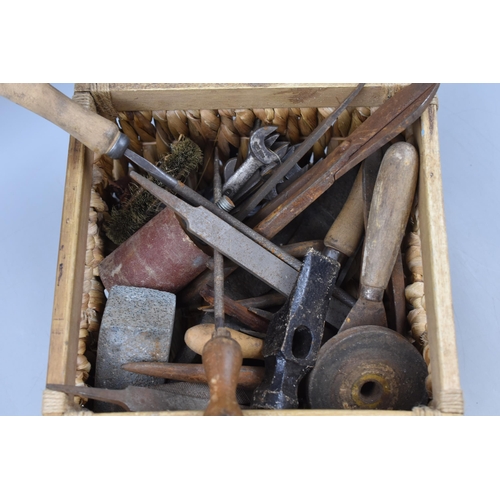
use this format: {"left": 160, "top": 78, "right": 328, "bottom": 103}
{"left": 202, "top": 336, "right": 243, "bottom": 416}
{"left": 361, "top": 142, "right": 418, "bottom": 292}
{"left": 0, "top": 83, "right": 126, "bottom": 158}
{"left": 185, "top": 324, "right": 264, "bottom": 359}
{"left": 323, "top": 166, "right": 365, "bottom": 258}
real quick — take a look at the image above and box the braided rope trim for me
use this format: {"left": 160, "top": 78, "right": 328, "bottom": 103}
{"left": 90, "top": 83, "right": 119, "bottom": 120}
{"left": 405, "top": 203, "right": 433, "bottom": 402}
{"left": 42, "top": 389, "right": 72, "bottom": 415}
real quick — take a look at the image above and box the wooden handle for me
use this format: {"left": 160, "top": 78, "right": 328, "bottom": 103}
{"left": 185, "top": 324, "right": 264, "bottom": 359}
{"left": 0, "top": 83, "right": 126, "bottom": 157}
{"left": 202, "top": 336, "right": 243, "bottom": 416}
{"left": 323, "top": 166, "right": 364, "bottom": 258}
{"left": 361, "top": 142, "right": 418, "bottom": 292}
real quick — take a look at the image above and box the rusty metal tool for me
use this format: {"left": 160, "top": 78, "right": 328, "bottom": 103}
{"left": 0, "top": 84, "right": 298, "bottom": 272}
{"left": 122, "top": 362, "right": 265, "bottom": 390}
{"left": 234, "top": 83, "right": 366, "bottom": 220}
{"left": 47, "top": 383, "right": 253, "bottom": 412}
{"left": 252, "top": 248, "right": 340, "bottom": 409}
{"left": 201, "top": 147, "right": 244, "bottom": 416}
{"left": 199, "top": 285, "right": 270, "bottom": 333}
{"left": 129, "top": 169, "right": 299, "bottom": 297}
{"left": 306, "top": 142, "right": 428, "bottom": 410}
{"left": 251, "top": 163, "right": 365, "bottom": 409}
{"left": 46, "top": 384, "right": 208, "bottom": 411}
{"left": 250, "top": 84, "right": 439, "bottom": 238}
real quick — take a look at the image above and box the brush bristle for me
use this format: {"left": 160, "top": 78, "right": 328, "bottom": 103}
{"left": 104, "top": 136, "right": 203, "bottom": 246}
{"left": 158, "top": 135, "right": 203, "bottom": 181}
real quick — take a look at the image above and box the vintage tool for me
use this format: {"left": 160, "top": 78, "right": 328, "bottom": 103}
{"left": 251, "top": 165, "right": 365, "bottom": 409}
{"left": 122, "top": 362, "right": 265, "bottom": 390}
{"left": 47, "top": 382, "right": 252, "bottom": 412}
{"left": 0, "top": 83, "right": 298, "bottom": 273}
{"left": 46, "top": 383, "right": 207, "bottom": 411}
{"left": 361, "top": 148, "right": 407, "bottom": 335}
{"left": 132, "top": 170, "right": 355, "bottom": 330}
{"left": 99, "top": 206, "right": 211, "bottom": 293}
{"left": 234, "top": 83, "right": 366, "bottom": 220}
{"left": 199, "top": 285, "right": 270, "bottom": 333}
{"left": 252, "top": 249, "right": 340, "bottom": 409}
{"left": 185, "top": 324, "right": 264, "bottom": 359}
{"left": 305, "top": 326, "right": 428, "bottom": 410}
{"left": 201, "top": 148, "right": 244, "bottom": 416}
{"left": 229, "top": 143, "right": 290, "bottom": 206}
{"left": 129, "top": 170, "right": 299, "bottom": 297}
{"left": 338, "top": 142, "right": 419, "bottom": 332}
{"left": 94, "top": 286, "right": 176, "bottom": 412}
{"left": 249, "top": 84, "right": 439, "bottom": 238}
{"left": 306, "top": 142, "right": 427, "bottom": 410}
{"left": 220, "top": 126, "right": 280, "bottom": 202}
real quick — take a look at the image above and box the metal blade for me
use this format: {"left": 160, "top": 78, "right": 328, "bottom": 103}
{"left": 129, "top": 171, "right": 298, "bottom": 296}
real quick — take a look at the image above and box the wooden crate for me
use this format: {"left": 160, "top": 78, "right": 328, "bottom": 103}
{"left": 41, "top": 84, "right": 463, "bottom": 416}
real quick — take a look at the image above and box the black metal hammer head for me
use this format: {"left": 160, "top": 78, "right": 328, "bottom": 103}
{"left": 252, "top": 249, "right": 341, "bottom": 409}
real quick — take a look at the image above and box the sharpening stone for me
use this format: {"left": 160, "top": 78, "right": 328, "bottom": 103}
{"left": 94, "top": 285, "right": 176, "bottom": 412}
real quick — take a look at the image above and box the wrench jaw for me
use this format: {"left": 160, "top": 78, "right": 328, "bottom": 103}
{"left": 219, "top": 126, "right": 285, "bottom": 211}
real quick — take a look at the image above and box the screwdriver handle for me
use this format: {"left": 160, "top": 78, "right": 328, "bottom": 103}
{"left": 323, "top": 166, "right": 365, "bottom": 260}
{"left": 0, "top": 83, "right": 128, "bottom": 158}
{"left": 361, "top": 142, "right": 419, "bottom": 294}
{"left": 202, "top": 335, "right": 244, "bottom": 416}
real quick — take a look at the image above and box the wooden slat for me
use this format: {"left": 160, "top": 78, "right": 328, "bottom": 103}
{"left": 77, "top": 83, "right": 408, "bottom": 111}
{"left": 416, "top": 104, "right": 464, "bottom": 415}
{"left": 65, "top": 408, "right": 453, "bottom": 416}
{"left": 46, "top": 94, "right": 94, "bottom": 386}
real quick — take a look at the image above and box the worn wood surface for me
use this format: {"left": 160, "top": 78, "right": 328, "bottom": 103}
{"left": 46, "top": 112, "right": 93, "bottom": 385}
{"left": 44, "top": 84, "right": 462, "bottom": 416}
{"left": 77, "top": 83, "right": 408, "bottom": 111}
{"left": 0, "top": 84, "right": 122, "bottom": 157}
{"left": 415, "top": 105, "right": 464, "bottom": 415}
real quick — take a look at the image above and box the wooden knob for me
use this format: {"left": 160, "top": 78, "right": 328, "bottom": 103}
{"left": 202, "top": 336, "right": 243, "bottom": 416}
{"left": 0, "top": 83, "right": 126, "bottom": 158}
{"left": 185, "top": 324, "right": 264, "bottom": 359}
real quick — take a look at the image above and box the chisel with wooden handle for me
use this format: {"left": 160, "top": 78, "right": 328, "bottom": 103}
{"left": 0, "top": 83, "right": 297, "bottom": 272}
{"left": 202, "top": 147, "right": 243, "bottom": 416}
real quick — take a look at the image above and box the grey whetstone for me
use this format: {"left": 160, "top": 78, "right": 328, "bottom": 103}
{"left": 94, "top": 286, "right": 176, "bottom": 412}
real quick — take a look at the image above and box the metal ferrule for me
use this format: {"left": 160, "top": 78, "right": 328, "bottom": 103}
{"left": 106, "top": 132, "right": 130, "bottom": 159}
{"left": 216, "top": 195, "right": 235, "bottom": 212}
{"left": 359, "top": 284, "right": 385, "bottom": 302}
{"left": 322, "top": 247, "right": 347, "bottom": 265}
{"left": 222, "top": 156, "right": 262, "bottom": 199}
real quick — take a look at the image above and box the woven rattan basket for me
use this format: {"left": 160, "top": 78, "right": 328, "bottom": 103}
{"left": 41, "top": 84, "right": 463, "bottom": 416}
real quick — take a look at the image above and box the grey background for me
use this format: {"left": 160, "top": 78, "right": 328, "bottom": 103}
{"left": 0, "top": 83, "right": 497, "bottom": 416}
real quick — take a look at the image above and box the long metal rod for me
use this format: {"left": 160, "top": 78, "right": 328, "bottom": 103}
{"left": 212, "top": 148, "right": 225, "bottom": 333}
{"left": 234, "top": 83, "right": 365, "bottom": 220}
{"left": 124, "top": 149, "right": 301, "bottom": 272}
